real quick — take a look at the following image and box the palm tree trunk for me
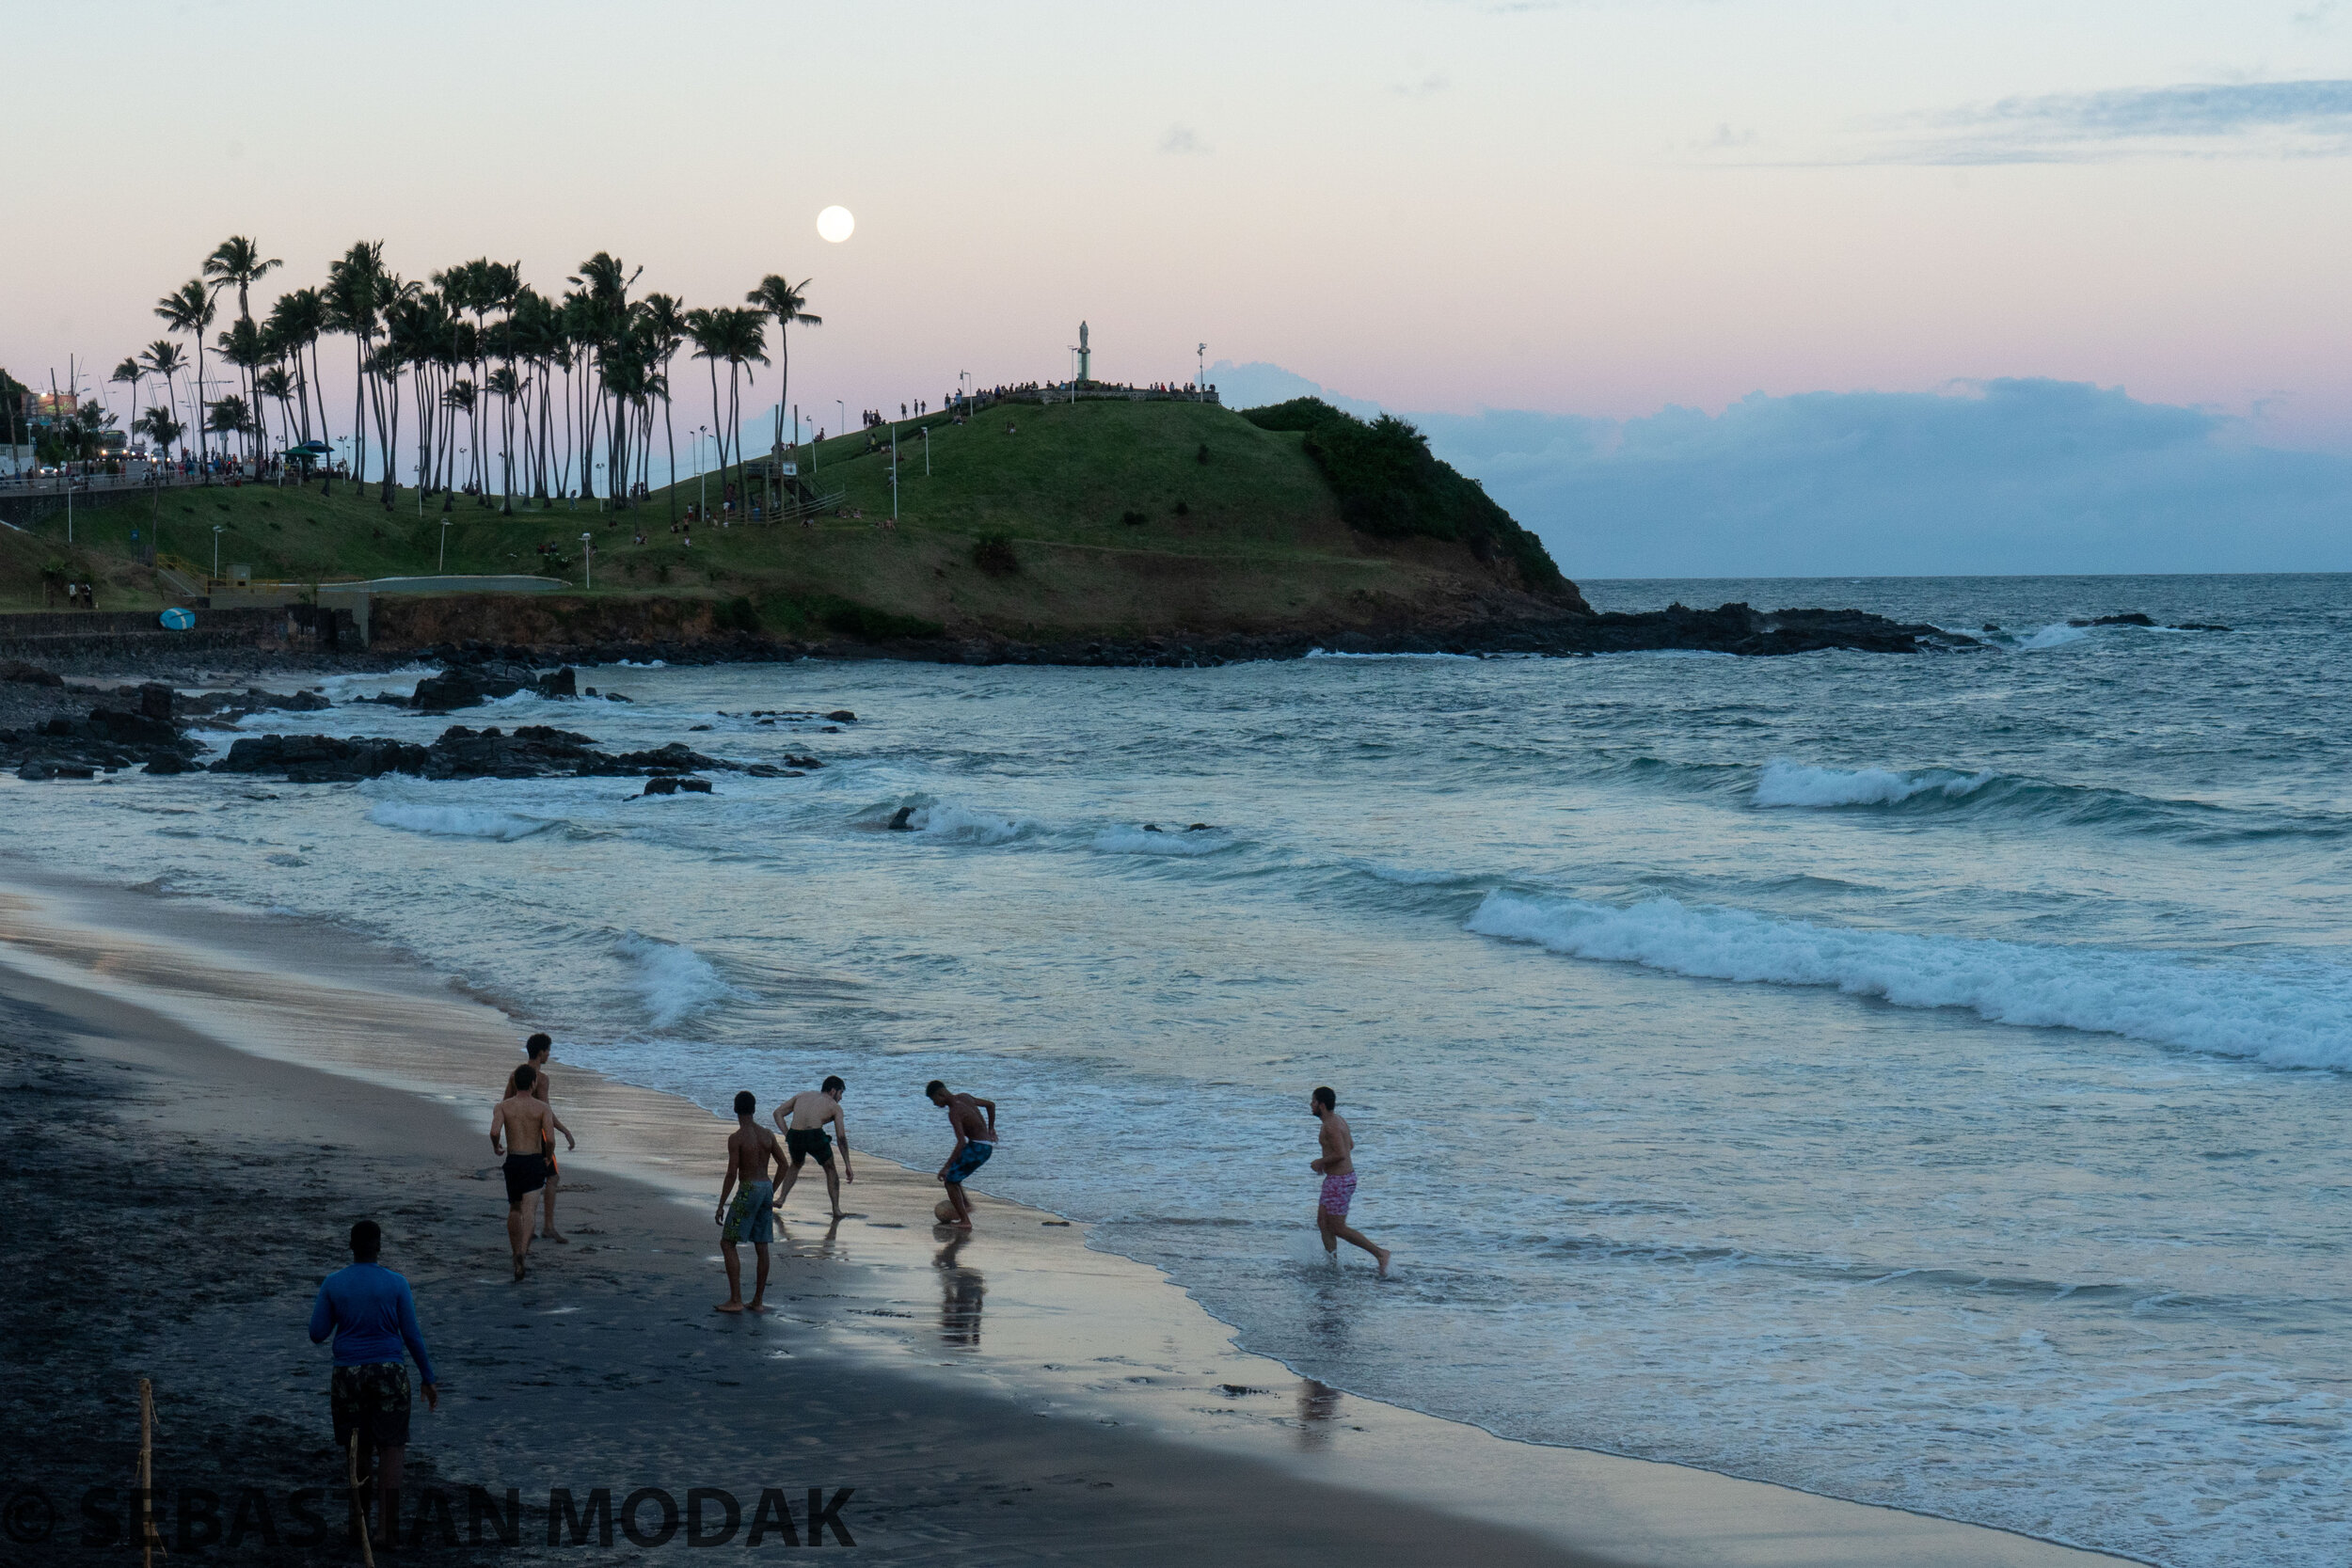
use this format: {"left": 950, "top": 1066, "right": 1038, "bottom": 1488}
{"left": 662, "top": 376, "right": 678, "bottom": 525}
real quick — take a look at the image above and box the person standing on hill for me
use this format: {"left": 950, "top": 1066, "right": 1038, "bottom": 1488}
{"left": 504, "top": 1034, "right": 577, "bottom": 1243}
{"left": 1310, "top": 1086, "right": 1390, "bottom": 1276}
{"left": 309, "top": 1220, "right": 438, "bottom": 1550}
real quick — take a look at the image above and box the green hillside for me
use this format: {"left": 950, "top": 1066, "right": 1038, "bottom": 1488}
{"left": 1, "top": 399, "right": 1581, "bottom": 641}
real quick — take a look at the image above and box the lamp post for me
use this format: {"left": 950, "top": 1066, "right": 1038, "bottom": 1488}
{"left": 695, "top": 426, "right": 708, "bottom": 518}
{"left": 959, "top": 370, "right": 969, "bottom": 411}
{"left": 211, "top": 523, "right": 223, "bottom": 581}
{"left": 890, "top": 420, "right": 898, "bottom": 528}
{"left": 580, "top": 531, "right": 593, "bottom": 589}
{"left": 835, "top": 400, "right": 845, "bottom": 446}
{"left": 439, "top": 517, "right": 451, "bottom": 571}
{"left": 923, "top": 424, "right": 930, "bottom": 477}
{"left": 1198, "top": 342, "right": 1206, "bottom": 394}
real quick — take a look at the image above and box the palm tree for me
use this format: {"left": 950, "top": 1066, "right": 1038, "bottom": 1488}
{"left": 639, "top": 293, "right": 687, "bottom": 523}
{"left": 205, "top": 237, "right": 281, "bottom": 468}
{"left": 155, "top": 280, "right": 217, "bottom": 477}
{"left": 747, "top": 274, "right": 819, "bottom": 512}
{"left": 688, "top": 307, "right": 768, "bottom": 512}
{"left": 135, "top": 405, "right": 183, "bottom": 458}
{"left": 138, "top": 341, "right": 187, "bottom": 456}
{"left": 109, "top": 357, "right": 143, "bottom": 454}
{"left": 326, "top": 242, "right": 391, "bottom": 498}
{"left": 255, "top": 366, "right": 297, "bottom": 454}
{"left": 215, "top": 317, "right": 267, "bottom": 463}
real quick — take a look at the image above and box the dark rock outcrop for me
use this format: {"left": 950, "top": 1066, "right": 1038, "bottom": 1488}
{"left": 405, "top": 662, "right": 580, "bottom": 711}
{"left": 210, "top": 724, "right": 818, "bottom": 784}
{"left": 640, "top": 775, "right": 713, "bottom": 797}
{"left": 0, "top": 702, "right": 205, "bottom": 777}
{"left": 0, "top": 660, "right": 64, "bottom": 688}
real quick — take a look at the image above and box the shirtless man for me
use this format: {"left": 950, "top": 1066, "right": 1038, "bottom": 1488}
{"left": 925, "top": 1080, "right": 998, "bottom": 1230}
{"left": 489, "top": 1067, "right": 557, "bottom": 1280}
{"left": 1310, "top": 1086, "right": 1390, "bottom": 1276}
{"left": 771, "top": 1075, "right": 855, "bottom": 1218}
{"left": 504, "top": 1035, "right": 577, "bottom": 1243}
{"left": 714, "top": 1090, "right": 782, "bottom": 1313}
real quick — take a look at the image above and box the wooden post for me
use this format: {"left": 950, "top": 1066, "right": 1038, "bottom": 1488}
{"left": 137, "top": 1378, "right": 160, "bottom": 1566}
{"left": 346, "top": 1433, "right": 376, "bottom": 1568}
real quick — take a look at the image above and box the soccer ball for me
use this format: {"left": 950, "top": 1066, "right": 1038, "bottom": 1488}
{"left": 933, "top": 1198, "right": 959, "bottom": 1225}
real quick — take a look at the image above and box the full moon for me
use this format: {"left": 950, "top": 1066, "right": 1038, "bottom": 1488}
{"left": 817, "top": 206, "right": 855, "bottom": 244}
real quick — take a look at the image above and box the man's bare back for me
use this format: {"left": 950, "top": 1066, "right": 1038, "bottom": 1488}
{"left": 726, "top": 1122, "right": 781, "bottom": 1186}
{"left": 1313, "top": 1113, "right": 1356, "bottom": 1179}
{"left": 491, "top": 1092, "right": 549, "bottom": 1156}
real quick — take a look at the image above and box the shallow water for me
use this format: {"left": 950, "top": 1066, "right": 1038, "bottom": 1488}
{"left": 13, "top": 572, "right": 2352, "bottom": 1567}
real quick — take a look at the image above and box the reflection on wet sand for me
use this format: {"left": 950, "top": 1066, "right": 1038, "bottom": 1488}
{"left": 1295, "top": 1379, "right": 1343, "bottom": 1449}
{"left": 935, "top": 1230, "right": 985, "bottom": 1348}
{"left": 784, "top": 1215, "right": 846, "bottom": 1261}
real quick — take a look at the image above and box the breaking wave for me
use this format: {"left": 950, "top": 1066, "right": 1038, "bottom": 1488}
{"left": 366, "top": 802, "right": 562, "bottom": 841}
{"left": 1466, "top": 890, "right": 2352, "bottom": 1072}
{"left": 613, "top": 931, "right": 737, "bottom": 1029}
{"left": 1756, "top": 760, "right": 2000, "bottom": 808}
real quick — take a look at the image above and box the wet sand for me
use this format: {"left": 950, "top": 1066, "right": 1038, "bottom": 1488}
{"left": 0, "top": 864, "right": 2135, "bottom": 1566}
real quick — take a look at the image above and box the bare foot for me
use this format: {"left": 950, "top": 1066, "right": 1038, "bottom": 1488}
{"left": 542, "top": 1229, "right": 569, "bottom": 1243}
{"left": 951, "top": 1220, "right": 974, "bottom": 1231}
{"left": 1375, "top": 1248, "right": 1392, "bottom": 1277}
{"left": 512, "top": 1256, "right": 527, "bottom": 1282}
{"left": 746, "top": 1302, "right": 769, "bottom": 1314}
{"left": 714, "top": 1301, "right": 745, "bottom": 1314}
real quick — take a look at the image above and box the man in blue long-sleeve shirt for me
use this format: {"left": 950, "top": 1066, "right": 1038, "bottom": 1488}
{"left": 309, "top": 1220, "right": 439, "bottom": 1548}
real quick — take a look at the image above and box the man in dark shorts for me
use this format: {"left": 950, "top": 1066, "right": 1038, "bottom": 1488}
{"left": 771, "top": 1075, "right": 855, "bottom": 1218}
{"left": 309, "top": 1220, "right": 438, "bottom": 1549}
{"left": 490, "top": 1065, "right": 556, "bottom": 1280}
{"left": 505, "top": 1034, "right": 577, "bottom": 1243}
{"left": 716, "top": 1090, "right": 783, "bottom": 1313}
{"left": 925, "top": 1079, "right": 998, "bottom": 1229}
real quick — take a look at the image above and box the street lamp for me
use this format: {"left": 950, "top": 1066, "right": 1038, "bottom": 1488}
{"left": 580, "top": 531, "right": 594, "bottom": 589}
{"left": 211, "top": 523, "right": 224, "bottom": 581}
{"left": 922, "top": 424, "right": 930, "bottom": 477}
{"left": 695, "top": 426, "right": 709, "bottom": 517}
{"left": 835, "top": 400, "right": 845, "bottom": 444}
{"left": 439, "top": 517, "right": 451, "bottom": 571}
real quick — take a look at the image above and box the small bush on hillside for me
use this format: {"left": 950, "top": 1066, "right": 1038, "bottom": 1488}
{"left": 1173, "top": 500, "right": 1189, "bottom": 516}
{"left": 1196, "top": 442, "right": 1210, "bottom": 465}
{"left": 715, "top": 596, "right": 759, "bottom": 633}
{"left": 973, "top": 533, "right": 1019, "bottom": 577}
{"left": 1120, "top": 510, "right": 1147, "bottom": 527}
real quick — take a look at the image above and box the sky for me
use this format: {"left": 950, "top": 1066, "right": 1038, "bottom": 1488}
{"left": 8, "top": 0, "right": 2351, "bottom": 576}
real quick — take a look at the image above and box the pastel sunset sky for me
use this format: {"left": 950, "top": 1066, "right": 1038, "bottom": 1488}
{"left": 12, "top": 0, "right": 2351, "bottom": 573}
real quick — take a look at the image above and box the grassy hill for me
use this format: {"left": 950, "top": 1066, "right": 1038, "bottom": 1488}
{"left": 1, "top": 399, "right": 1583, "bottom": 642}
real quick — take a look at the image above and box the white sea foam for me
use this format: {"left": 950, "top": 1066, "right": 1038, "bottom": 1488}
{"left": 1304, "top": 648, "right": 1482, "bottom": 660}
{"left": 613, "top": 931, "right": 737, "bottom": 1029}
{"left": 1755, "top": 760, "right": 1999, "bottom": 808}
{"left": 2018, "top": 623, "right": 2092, "bottom": 650}
{"left": 910, "top": 804, "right": 1029, "bottom": 845}
{"left": 1466, "top": 890, "right": 2352, "bottom": 1072}
{"left": 1090, "top": 825, "right": 1231, "bottom": 856}
{"left": 366, "top": 802, "right": 558, "bottom": 841}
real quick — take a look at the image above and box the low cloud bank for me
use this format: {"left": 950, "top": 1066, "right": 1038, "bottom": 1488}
{"left": 1210, "top": 362, "right": 2352, "bottom": 578}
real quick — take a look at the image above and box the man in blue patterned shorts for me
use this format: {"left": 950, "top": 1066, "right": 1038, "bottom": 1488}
{"left": 926, "top": 1079, "right": 998, "bottom": 1230}
{"left": 715, "top": 1089, "right": 781, "bottom": 1313}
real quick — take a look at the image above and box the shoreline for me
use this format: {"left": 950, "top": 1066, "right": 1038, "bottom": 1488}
{"left": 0, "top": 859, "right": 2135, "bottom": 1566}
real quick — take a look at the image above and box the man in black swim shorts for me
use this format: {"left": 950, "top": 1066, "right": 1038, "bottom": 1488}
{"left": 772, "top": 1075, "right": 855, "bottom": 1218}
{"left": 490, "top": 1065, "right": 556, "bottom": 1280}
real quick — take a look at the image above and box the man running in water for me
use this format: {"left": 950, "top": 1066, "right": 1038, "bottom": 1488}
{"left": 504, "top": 1035, "right": 577, "bottom": 1243}
{"left": 715, "top": 1090, "right": 781, "bottom": 1313}
{"left": 925, "top": 1080, "right": 998, "bottom": 1229}
{"left": 1311, "top": 1086, "right": 1390, "bottom": 1276}
{"left": 490, "top": 1066, "right": 557, "bottom": 1280}
{"left": 771, "top": 1075, "right": 855, "bottom": 1218}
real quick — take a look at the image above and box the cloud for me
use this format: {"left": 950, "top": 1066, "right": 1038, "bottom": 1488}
{"left": 1159, "top": 124, "right": 1210, "bottom": 155}
{"left": 1866, "top": 79, "right": 2352, "bottom": 165}
{"left": 1214, "top": 364, "right": 2352, "bottom": 577}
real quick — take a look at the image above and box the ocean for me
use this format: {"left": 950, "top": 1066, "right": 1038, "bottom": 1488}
{"left": 17, "top": 572, "right": 2352, "bottom": 1568}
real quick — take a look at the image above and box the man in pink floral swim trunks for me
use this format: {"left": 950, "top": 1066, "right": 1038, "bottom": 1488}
{"left": 1311, "top": 1085, "right": 1390, "bottom": 1276}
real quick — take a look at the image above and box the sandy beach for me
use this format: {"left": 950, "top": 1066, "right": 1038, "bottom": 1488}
{"left": 0, "top": 860, "right": 2139, "bottom": 1566}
